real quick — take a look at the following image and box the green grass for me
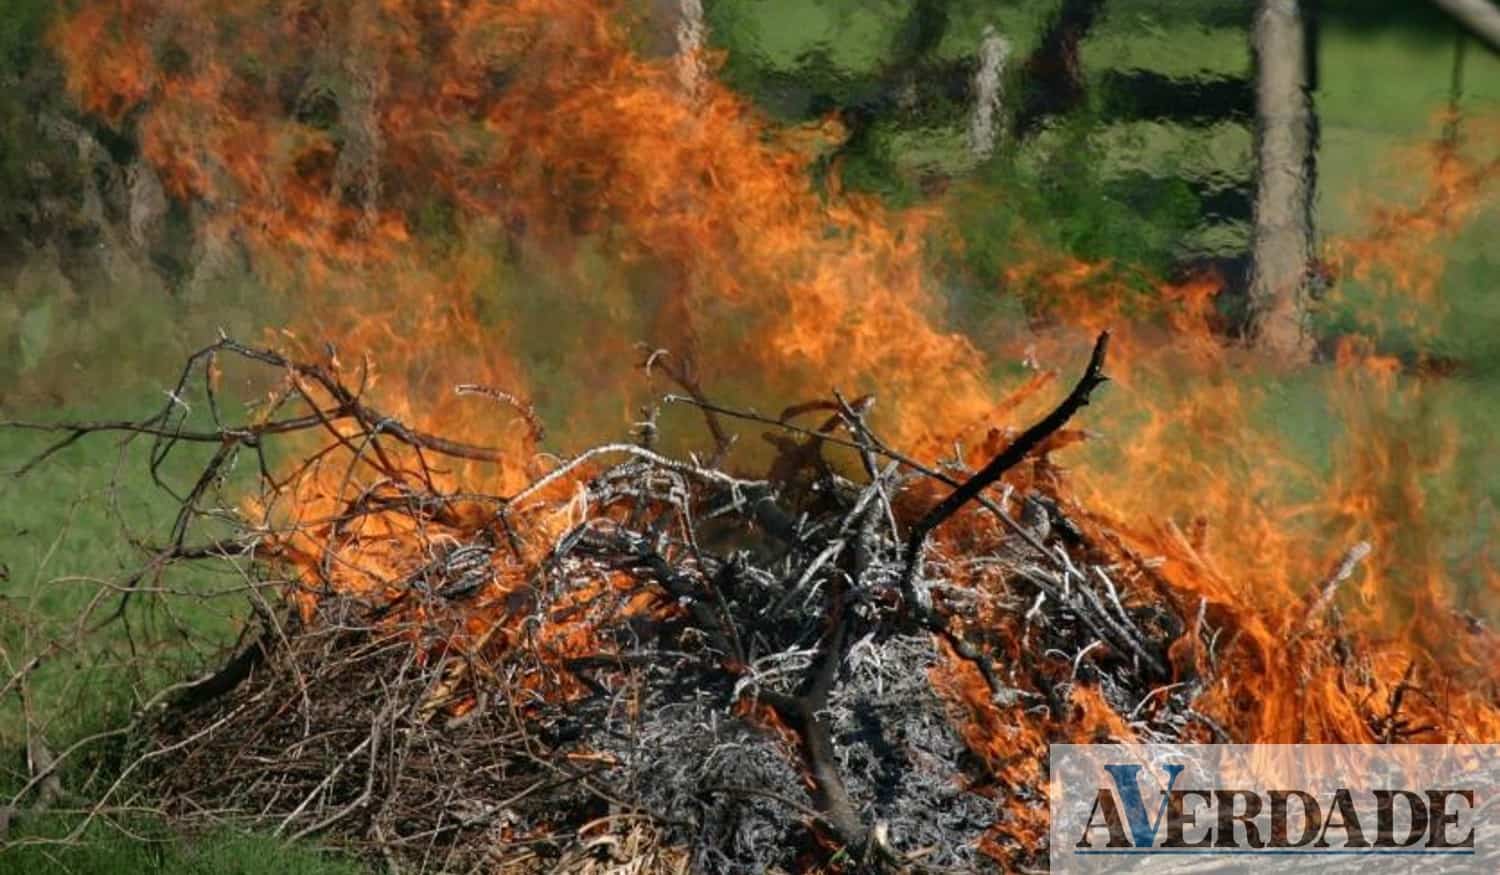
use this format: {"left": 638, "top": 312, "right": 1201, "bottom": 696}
{"left": 0, "top": 408, "right": 257, "bottom": 708}
{"left": 0, "top": 825, "right": 365, "bottom": 875}
{"left": 1, "top": 262, "right": 286, "bottom": 732}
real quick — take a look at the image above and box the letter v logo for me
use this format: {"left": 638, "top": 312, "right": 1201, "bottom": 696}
{"left": 1102, "top": 763, "right": 1186, "bottom": 848}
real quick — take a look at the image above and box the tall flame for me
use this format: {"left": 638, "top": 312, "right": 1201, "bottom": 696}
{"left": 54, "top": 0, "right": 996, "bottom": 460}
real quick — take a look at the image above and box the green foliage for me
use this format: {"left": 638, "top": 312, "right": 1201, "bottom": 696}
{"left": 831, "top": 120, "right": 920, "bottom": 205}
{"left": 944, "top": 111, "right": 1201, "bottom": 332}
{"left": 707, "top": 0, "right": 905, "bottom": 81}
{"left": 1322, "top": 0, "right": 1468, "bottom": 43}
{"left": 0, "top": 0, "right": 60, "bottom": 244}
{"left": 706, "top": 0, "right": 1213, "bottom": 305}
{"left": 0, "top": 0, "right": 51, "bottom": 85}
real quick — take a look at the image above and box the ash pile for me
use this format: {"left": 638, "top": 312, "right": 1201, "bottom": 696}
{"left": 96, "top": 334, "right": 1205, "bottom": 872}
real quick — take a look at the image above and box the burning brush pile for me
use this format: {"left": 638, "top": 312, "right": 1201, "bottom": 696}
{"left": 18, "top": 327, "right": 1489, "bottom": 874}
{"left": 95, "top": 332, "right": 1145, "bottom": 871}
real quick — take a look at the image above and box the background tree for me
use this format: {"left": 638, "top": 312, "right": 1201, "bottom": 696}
{"left": 1430, "top": 0, "right": 1500, "bottom": 51}
{"left": 1247, "top": 0, "right": 1318, "bottom": 360}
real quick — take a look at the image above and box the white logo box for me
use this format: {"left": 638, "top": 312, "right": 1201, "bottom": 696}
{"left": 1050, "top": 744, "right": 1499, "bottom": 873}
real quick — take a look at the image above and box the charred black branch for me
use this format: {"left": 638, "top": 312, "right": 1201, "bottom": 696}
{"left": 170, "top": 624, "right": 277, "bottom": 712}
{"left": 904, "top": 331, "right": 1110, "bottom": 568}
{"left": 897, "top": 332, "right": 1110, "bottom": 697}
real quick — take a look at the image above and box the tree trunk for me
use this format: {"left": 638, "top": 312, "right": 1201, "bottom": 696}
{"left": 673, "top": 0, "right": 707, "bottom": 97}
{"left": 968, "top": 26, "right": 1011, "bottom": 161}
{"left": 1430, "top": 0, "right": 1500, "bottom": 52}
{"left": 1012, "top": 0, "right": 1108, "bottom": 139}
{"left": 1247, "top": 0, "right": 1316, "bottom": 361}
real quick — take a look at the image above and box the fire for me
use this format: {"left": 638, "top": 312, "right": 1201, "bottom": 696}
{"left": 1330, "top": 112, "right": 1500, "bottom": 334}
{"left": 995, "top": 111, "right": 1500, "bottom": 748}
{"left": 52, "top": 0, "right": 994, "bottom": 457}
{"left": 50, "top": 0, "right": 1500, "bottom": 866}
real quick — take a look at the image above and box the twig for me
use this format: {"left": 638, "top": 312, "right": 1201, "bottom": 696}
{"left": 1298, "top": 541, "right": 1372, "bottom": 636}
{"left": 455, "top": 383, "right": 546, "bottom": 444}
{"left": 1378, "top": 660, "right": 1418, "bottom": 744}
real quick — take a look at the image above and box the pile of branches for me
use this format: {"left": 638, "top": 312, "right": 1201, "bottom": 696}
{"left": 5, "top": 332, "right": 1215, "bottom": 873}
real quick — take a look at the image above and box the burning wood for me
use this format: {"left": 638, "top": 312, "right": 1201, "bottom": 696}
{"left": 6, "top": 331, "right": 1497, "bottom": 873}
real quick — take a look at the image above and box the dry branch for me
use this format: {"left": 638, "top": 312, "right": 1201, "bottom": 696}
{"left": 1, "top": 332, "right": 1207, "bottom": 873}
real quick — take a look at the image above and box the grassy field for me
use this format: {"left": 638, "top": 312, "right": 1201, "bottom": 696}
{"left": 2, "top": 4, "right": 1497, "bottom": 871}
